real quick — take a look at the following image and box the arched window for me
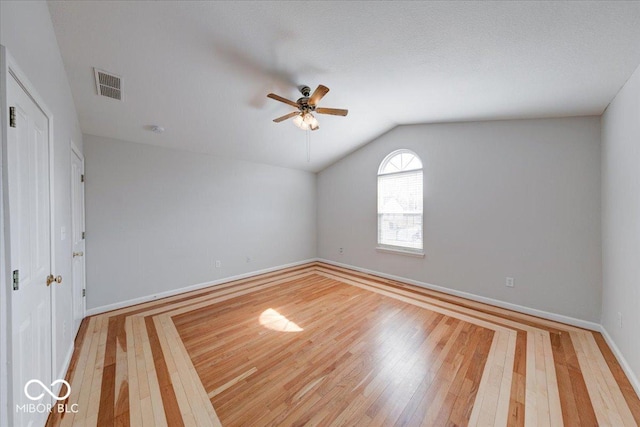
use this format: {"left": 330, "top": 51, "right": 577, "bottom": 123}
{"left": 377, "top": 149, "right": 423, "bottom": 253}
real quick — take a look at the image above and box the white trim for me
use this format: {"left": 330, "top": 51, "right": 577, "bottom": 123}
{"left": 318, "top": 258, "right": 601, "bottom": 331}
{"left": 376, "top": 246, "right": 425, "bottom": 258}
{"left": 53, "top": 343, "right": 74, "bottom": 396}
{"left": 85, "top": 258, "right": 318, "bottom": 316}
{"left": 70, "top": 139, "right": 83, "bottom": 160}
{"left": 599, "top": 325, "right": 640, "bottom": 399}
{"left": 0, "top": 44, "right": 9, "bottom": 427}
{"left": 69, "top": 141, "right": 86, "bottom": 323}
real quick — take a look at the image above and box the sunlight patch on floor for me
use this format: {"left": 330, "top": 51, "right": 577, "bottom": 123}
{"left": 259, "top": 308, "right": 303, "bottom": 332}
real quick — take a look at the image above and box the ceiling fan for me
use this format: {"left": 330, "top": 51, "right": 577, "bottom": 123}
{"left": 267, "top": 85, "right": 348, "bottom": 131}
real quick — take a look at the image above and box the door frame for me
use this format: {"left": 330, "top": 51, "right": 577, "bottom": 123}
{"left": 0, "top": 45, "right": 57, "bottom": 426}
{"left": 70, "top": 141, "right": 86, "bottom": 325}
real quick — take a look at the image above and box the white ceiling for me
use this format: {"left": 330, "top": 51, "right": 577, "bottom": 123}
{"left": 48, "top": 1, "right": 640, "bottom": 172}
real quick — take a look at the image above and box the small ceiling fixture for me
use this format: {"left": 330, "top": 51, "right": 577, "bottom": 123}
{"left": 150, "top": 125, "right": 165, "bottom": 134}
{"left": 267, "top": 85, "right": 348, "bottom": 131}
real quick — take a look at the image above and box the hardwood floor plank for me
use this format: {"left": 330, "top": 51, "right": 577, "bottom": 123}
{"left": 97, "top": 316, "right": 118, "bottom": 426}
{"left": 124, "top": 317, "right": 142, "bottom": 427}
{"left": 523, "top": 333, "right": 537, "bottom": 425}
{"left": 592, "top": 332, "right": 640, "bottom": 424}
{"left": 495, "top": 330, "right": 518, "bottom": 426}
{"left": 49, "top": 317, "right": 90, "bottom": 427}
{"left": 153, "top": 316, "right": 197, "bottom": 426}
{"left": 145, "top": 316, "right": 184, "bottom": 427}
{"left": 551, "top": 332, "right": 581, "bottom": 425}
{"left": 67, "top": 316, "right": 96, "bottom": 426}
{"left": 570, "top": 329, "right": 616, "bottom": 425}
{"left": 208, "top": 367, "right": 258, "bottom": 399}
{"left": 542, "top": 331, "right": 563, "bottom": 426}
{"left": 83, "top": 314, "right": 109, "bottom": 427}
{"left": 137, "top": 316, "right": 168, "bottom": 427}
{"left": 160, "top": 315, "right": 221, "bottom": 427}
{"left": 113, "top": 315, "right": 129, "bottom": 426}
{"left": 373, "top": 321, "right": 467, "bottom": 426}
{"left": 132, "top": 316, "right": 152, "bottom": 427}
{"left": 582, "top": 331, "right": 636, "bottom": 425}
{"left": 507, "top": 330, "right": 527, "bottom": 427}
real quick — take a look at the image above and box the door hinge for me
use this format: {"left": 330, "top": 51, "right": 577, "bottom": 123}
{"left": 12, "top": 270, "right": 19, "bottom": 290}
{"left": 82, "top": 231, "right": 85, "bottom": 239}
{"left": 9, "top": 106, "right": 17, "bottom": 128}
{"left": 81, "top": 174, "right": 85, "bottom": 183}
{"left": 82, "top": 289, "right": 86, "bottom": 297}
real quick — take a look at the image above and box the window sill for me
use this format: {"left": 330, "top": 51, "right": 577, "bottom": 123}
{"left": 376, "top": 246, "right": 425, "bottom": 258}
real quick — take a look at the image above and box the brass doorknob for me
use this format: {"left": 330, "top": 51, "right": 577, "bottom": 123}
{"left": 73, "top": 251, "right": 84, "bottom": 257}
{"left": 46, "top": 275, "right": 62, "bottom": 286}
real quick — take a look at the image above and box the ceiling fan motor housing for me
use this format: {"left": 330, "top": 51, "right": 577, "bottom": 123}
{"left": 297, "top": 97, "right": 312, "bottom": 111}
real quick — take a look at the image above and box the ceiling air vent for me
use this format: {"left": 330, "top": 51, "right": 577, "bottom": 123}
{"left": 94, "top": 68, "right": 122, "bottom": 100}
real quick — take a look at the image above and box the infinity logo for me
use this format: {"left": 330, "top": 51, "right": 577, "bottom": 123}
{"left": 24, "top": 379, "right": 71, "bottom": 401}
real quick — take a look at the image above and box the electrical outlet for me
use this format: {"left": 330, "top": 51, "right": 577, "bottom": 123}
{"left": 215, "top": 260, "right": 221, "bottom": 268}
{"left": 339, "top": 247, "right": 344, "bottom": 254}
{"left": 505, "top": 277, "right": 515, "bottom": 288}
{"left": 618, "top": 312, "right": 622, "bottom": 328}
{"left": 246, "top": 257, "right": 251, "bottom": 263}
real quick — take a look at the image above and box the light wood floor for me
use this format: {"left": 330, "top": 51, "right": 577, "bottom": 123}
{"left": 46, "top": 262, "right": 640, "bottom": 426}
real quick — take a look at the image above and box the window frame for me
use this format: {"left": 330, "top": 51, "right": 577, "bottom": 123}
{"left": 376, "top": 149, "right": 425, "bottom": 257}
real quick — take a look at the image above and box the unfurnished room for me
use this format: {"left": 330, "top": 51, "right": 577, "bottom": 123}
{"left": 1, "top": 1, "right": 640, "bottom": 426}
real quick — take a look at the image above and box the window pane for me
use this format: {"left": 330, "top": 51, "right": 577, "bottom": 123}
{"left": 377, "top": 170, "right": 423, "bottom": 250}
{"left": 379, "top": 151, "right": 422, "bottom": 174}
{"left": 378, "top": 213, "right": 423, "bottom": 249}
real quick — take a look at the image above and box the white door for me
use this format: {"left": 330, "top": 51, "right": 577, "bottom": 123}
{"left": 7, "top": 73, "right": 53, "bottom": 427}
{"left": 71, "top": 147, "right": 85, "bottom": 331}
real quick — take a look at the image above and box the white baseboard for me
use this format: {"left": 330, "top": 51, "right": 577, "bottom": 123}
{"left": 85, "top": 258, "right": 318, "bottom": 316}
{"left": 599, "top": 325, "right": 640, "bottom": 399}
{"left": 57, "top": 344, "right": 74, "bottom": 381}
{"left": 51, "top": 343, "right": 74, "bottom": 397}
{"left": 318, "top": 258, "right": 602, "bottom": 331}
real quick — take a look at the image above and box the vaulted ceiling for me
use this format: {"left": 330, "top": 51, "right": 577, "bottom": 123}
{"left": 48, "top": 1, "right": 640, "bottom": 172}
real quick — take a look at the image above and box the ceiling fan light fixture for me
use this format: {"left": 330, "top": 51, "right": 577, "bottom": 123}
{"left": 303, "top": 112, "right": 319, "bottom": 130}
{"left": 304, "top": 112, "right": 318, "bottom": 126}
{"left": 293, "top": 114, "right": 310, "bottom": 130}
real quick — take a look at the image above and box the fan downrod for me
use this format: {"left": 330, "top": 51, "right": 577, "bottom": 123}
{"left": 299, "top": 86, "right": 311, "bottom": 97}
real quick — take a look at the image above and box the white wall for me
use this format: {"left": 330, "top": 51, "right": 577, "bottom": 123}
{"left": 601, "top": 63, "right": 640, "bottom": 393}
{"left": 1, "top": 1, "right": 83, "bottom": 422}
{"left": 318, "top": 117, "right": 602, "bottom": 323}
{"left": 83, "top": 135, "right": 316, "bottom": 311}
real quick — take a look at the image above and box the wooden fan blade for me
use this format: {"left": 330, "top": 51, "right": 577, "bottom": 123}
{"left": 315, "top": 107, "right": 348, "bottom": 116}
{"left": 267, "top": 93, "right": 299, "bottom": 108}
{"left": 273, "top": 111, "right": 300, "bottom": 123}
{"left": 309, "top": 85, "right": 330, "bottom": 106}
